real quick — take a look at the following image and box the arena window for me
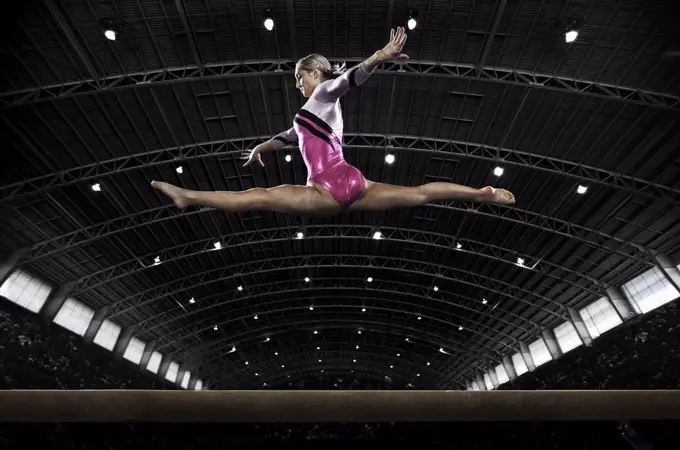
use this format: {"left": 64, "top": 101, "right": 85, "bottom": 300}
{"left": 553, "top": 321, "right": 583, "bottom": 354}
{"left": 123, "top": 337, "right": 146, "bottom": 364}
{"left": 580, "top": 296, "right": 622, "bottom": 339}
{"left": 483, "top": 372, "right": 494, "bottom": 390}
{"left": 495, "top": 364, "right": 509, "bottom": 385}
{"left": 181, "top": 372, "right": 191, "bottom": 389}
{"left": 165, "top": 361, "right": 180, "bottom": 383}
{"left": 93, "top": 319, "right": 122, "bottom": 351}
{"left": 0, "top": 269, "right": 52, "bottom": 312}
{"left": 146, "top": 351, "right": 163, "bottom": 374}
{"left": 53, "top": 298, "right": 94, "bottom": 336}
{"left": 528, "top": 338, "right": 552, "bottom": 367}
{"left": 622, "top": 267, "right": 680, "bottom": 314}
{"left": 195, "top": 380, "right": 203, "bottom": 390}
{"left": 511, "top": 352, "right": 528, "bottom": 376}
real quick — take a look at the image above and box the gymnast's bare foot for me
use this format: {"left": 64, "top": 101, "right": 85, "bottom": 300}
{"left": 478, "top": 186, "right": 516, "bottom": 205}
{"left": 151, "top": 181, "right": 191, "bottom": 209}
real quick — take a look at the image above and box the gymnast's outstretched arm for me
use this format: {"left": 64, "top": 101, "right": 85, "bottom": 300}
{"left": 242, "top": 127, "right": 298, "bottom": 167}
{"left": 315, "top": 27, "right": 409, "bottom": 103}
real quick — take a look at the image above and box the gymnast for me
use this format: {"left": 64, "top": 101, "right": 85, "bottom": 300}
{"left": 152, "top": 27, "right": 515, "bottom": 216}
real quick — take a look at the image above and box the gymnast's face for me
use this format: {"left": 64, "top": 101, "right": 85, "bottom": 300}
{"left": 295, "top": 67, "right": 321, "bottom": 98}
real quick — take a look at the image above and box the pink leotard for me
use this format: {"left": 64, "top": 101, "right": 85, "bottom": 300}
{"left": 271, "top": 64, "right": 372, "bottom": 208}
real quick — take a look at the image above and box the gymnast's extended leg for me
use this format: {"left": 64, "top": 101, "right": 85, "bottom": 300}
{"left": 151, "top": 181, "right": 342, "bottom": 216}
{"left": 348, "top": 180, "right": 515, "bottom": 212}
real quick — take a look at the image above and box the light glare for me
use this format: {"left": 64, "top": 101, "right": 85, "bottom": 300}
{"left": 494, "top": 166, "right": 504, "bottom": 177}
{"left": 104, "top": 30, "right": 116, "bottom": 41}
{"left": 264, "top": 18, "right": 274, "bottom": 31}
{"left": 565, "top": 30, "right": 578, "bottom": 43}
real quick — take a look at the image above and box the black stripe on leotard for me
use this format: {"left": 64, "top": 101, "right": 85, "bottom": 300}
{"left": 297, "top": 109, "right": 334, "bottom": 136}
{"left": 294, "top": 116, "right": 335, "bottom": 149}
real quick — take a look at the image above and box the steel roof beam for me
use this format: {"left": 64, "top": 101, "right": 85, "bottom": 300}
{"left": 2, "top": 59, "right": 679, "bottom": 110}
{"left": 4, "top": 133, "right": 678, "bottom": 207}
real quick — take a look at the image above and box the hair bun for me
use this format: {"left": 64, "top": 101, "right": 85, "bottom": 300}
{"left": 331, "top": 61, "right": 347, "bottom": 75}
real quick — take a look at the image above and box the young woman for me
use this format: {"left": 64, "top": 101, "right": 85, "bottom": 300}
{"left": 152, "top": 27, "right": 515, "bottom": 216}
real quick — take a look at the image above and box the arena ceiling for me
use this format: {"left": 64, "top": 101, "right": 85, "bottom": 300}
{"left": 1, "top": 0, "right": 680, "bottom": 389}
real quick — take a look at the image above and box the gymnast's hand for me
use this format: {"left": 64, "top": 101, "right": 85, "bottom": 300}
{"left": 377, "top": 26, "right": 409, "bottom": 61}
{"left": 241, "top": 147, "right": 265, "bottom": 168}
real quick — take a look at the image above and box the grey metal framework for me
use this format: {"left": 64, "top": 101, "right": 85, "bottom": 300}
{"left": 1, "top": 0, "right": 680, "bottom": 389}
{"left": 3, "top": 60, "right": 679, "bottom": 110}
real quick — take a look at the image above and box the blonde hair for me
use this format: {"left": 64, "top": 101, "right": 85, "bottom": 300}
{"left": 296, "top": 54, "right": 346, "bottom": 79}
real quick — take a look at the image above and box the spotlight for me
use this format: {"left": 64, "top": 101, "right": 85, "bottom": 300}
{"left": 433, "top": 286, "right": 439, "bottom": 292}
{"left": 407, "top": 9, "right": 419, "bottom": 30}
{"left": 285, "top": 154, "right": 292, "bottom": 162}
{"left": 577, "top": 185, "right": 588, "bottom": 194}
{"left": 482, "top": 298, "right": 488, "bottom": 305}
{"left": 372, "top": 231, "right": 383, "bottom": 240}
{"left": 213, "top": 241, "right": 221, "bottom": 250}
{"left": 385, "top": 154, "right": 395, "bottom": 164}
{"left": 254, "top": 315, "right": 258, "bottom": 320}
{"left": 305, "top": 277, "right": 311, "bottom": 283}
{"left": 175, "top": 166, "right": 183, "bottom": 174}
{"left": 458, "top": 326, "right": 463, "bottom": 331}
{"left": 237, "top": 285, "right": 243, "bottom": 291}
{"left": 564, "top": 20, "right": 579, "bottom": 43}
{"left": 104, "top": 29, "right": 116, "bottom": 41}
{"left": 213, "top": 325, "right": 218, "bottom": 331}
{"left": 189, "top": 297, "right": 195, "bottom": 304}
{"left": 309, "top": 306, "right": 314, "bottom": 310}
{"left": 91, "top": 183, "right": 101, "bottom": 192}
{"left": 296, "top": 231, "right": 304, "bottom": 239}
{"left": 361, "top": 308, "right": 366, "bottom": 312}
{"left": 367, "top": 277, "right": 373, "bottom": 283}
{"left": 264, "top": 9, "right": 274, "bottom": 31}
{"left": 494, "top": 166, "right": 504, "bottom": 177}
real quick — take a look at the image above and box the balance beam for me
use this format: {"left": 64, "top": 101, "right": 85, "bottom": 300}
{"left": 1, "top": 390, "right": 679, "bottom": 422}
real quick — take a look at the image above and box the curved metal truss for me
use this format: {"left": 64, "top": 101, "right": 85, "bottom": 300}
{"left": 3, "top": 133, "right": 679, "bottom": 206}
{"left": 143, "top": 284, "right": 538, "bottom": 339}
{"left": 19, "top": 196, "right": 653, "bottom": 270}
{"left": 191, "top": 321, "right": 475, "bottom": 388}
{"left": 152, "top": 291, "right": 522, "bottom": 355}
{"left": 2, "top": 59, "right": 678, "bottom": 110}
{"left": 105, "top": 254, "right": 568, "bottom": 320}
{"left": 207, "top": 348, "right": 451, "bottom": 389}
{"left": 70, "top": 225, "right": 601, "bottom": 296}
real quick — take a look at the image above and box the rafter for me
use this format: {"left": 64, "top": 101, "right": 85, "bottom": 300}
{"left": 150, "top": 290, "right": 526, "bottom": 352}
{"left": 4, "top": 133, "right": 678, "bottom": 206}
{"left": 2, "top": 59, "right": 678, "bottom": 110}
{"left": 103, "top": 254, "right": 567, "bottom": 320}
{"left": 67, "top": 225, "right": 601, "bottom": 295}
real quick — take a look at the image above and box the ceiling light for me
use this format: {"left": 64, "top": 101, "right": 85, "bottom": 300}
{"left": 390, "top": 365, "right": 394, "bottom": 369}
{"left": 104, "top": 29, "right": 116, "bottom": 41}
{"left": 416, "top": 373, "right": 420, "bottom": 377}
{"left": 281, "top": 364, "right": 285, "bottom": 368}
{"left": 407, "top": 9, "right": 419, "bottom": 30}
{"left": 493, "top": 166, "right": 504, "bottom": 177}
{"left": 405, "top": 338, "right": 410, "bottom": 342}
{"left": 362, "top": 308, "right": 366, "bottom": 312}
{"left": 285, "top": 154, "right": 292, "bottom": 162}
{"left": 482, "top": 298, "right": 488, "bottom": 305}
{"left": 91, "top": 183, "right": 101, "bottom": 192}
{"left": 153, "top": 256, "right": 161, "bottom": 265}
{"left": 353, "top": 359, "right": 357, "bottom": 363}
{"left": 314, "top": 330, "right": 318, "bottom": 334}
{"left": 309, "top": 306, "right": 314, "bottom": 310}
{"left": 433, "top": 286, "right": 439, "bottom": 292}
{"left": 214, "top": 241, "right": 221, "bottom": 250}
{"left": 385, "top": 154, "right": 395, "bottom": 164}
{"left": 255, "top": 373, "right": 259, "bottom": 376}
{"left": 417, "top": 316, "right": 422, "bottom": 320}
{"left": 458, "top": 326, "right": 463, "bottom": 331}
{"left": 356, "top": 345, "right": 359, "bottom": 349}
{"left": 237, "top": 285, "right": 243, "bottom": 291}
{"left": 175, "top": 166, "right": 184, "bottom": 174}
{"left": 456, "top": 242, "right": 462, "bottom": 249}
{"left": 577, "top": 185, "right": 588, "bottom": 194}
{"left": 367, "top": 277, "right": 373, "bottom": 282}
{"left": 296, "top": 231, "right": 304, "bottom": 239}
{"left": 358, "top": 330, "right": 362, "bottom": 334}
{"left": 372, "top": 231, "right": 383, "bottom": 240}
{"left": 317, "top": 347, "right": 320, "bottom": 350}
{"left": 564, "top": 20, "right": 579, "bottom": 43}
{"left": 254, "top": 315, "right": 258, "bottom": 320}
{"left": 426, "top": 362, "right": 430, "bottom": 366}
{"left": 305, "top": 277, "right": 311, "bottom": 282}
{"left": 274, "top": 352, "right": 278, "bottom": 355}
{"left": 245, "top": 361, "right": 249, "bottom": 365}
{"left": 189, "top": 297, "right": 195, "bottom": 304}
{"left": 213, "top": 325, "right": 218, "bottom": 331}
{"left": 264, "top": 337, "right": 270, "bottom": 342}
{"left": 517, "top": 257, "right": 525, "bottom": 266}
{"left": 319, "top": 359, "right": 322, "bottom": 362}
{"left": 397, "top": 353, "right": 400, "bottom": 357}
{"left": 264, "top": 9, "right": 274, "bottom": 30}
